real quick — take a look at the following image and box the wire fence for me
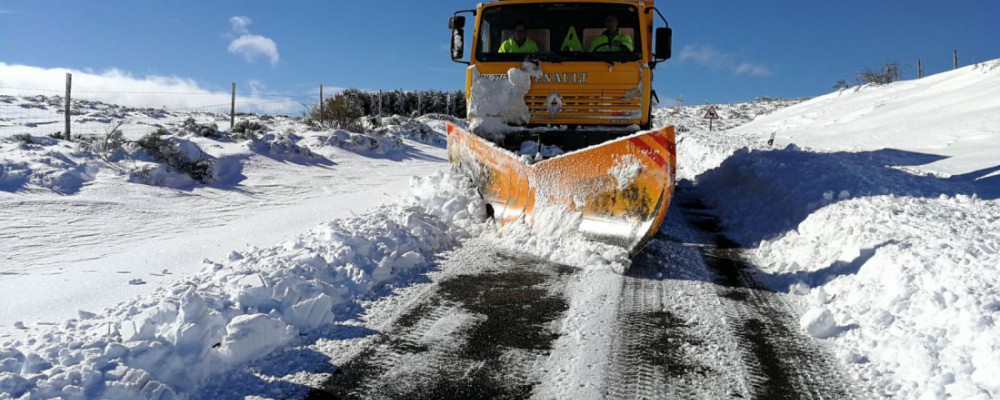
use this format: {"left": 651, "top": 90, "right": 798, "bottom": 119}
{"left": 0, "top": 84, "right": 469, "bottom": 141}
{"left": 0, "top": 81, "right": 315, "bottom": 140}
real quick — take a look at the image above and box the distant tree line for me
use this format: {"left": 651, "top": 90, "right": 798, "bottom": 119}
{"left": 341, "top": 89, "right": 467, "bottom": 118}
{"left": 307, "top": 89, "right": 466, "bottom": 131}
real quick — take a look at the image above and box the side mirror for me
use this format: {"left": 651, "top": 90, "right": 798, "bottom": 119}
{"left": 655, "top": 27, "right": 672, "bottom": 60}
{"left": 451, "top": 28, "right": 465, "bottom": 61}
{"left": 449, "top": 16, "right": 465, "bottom": 29}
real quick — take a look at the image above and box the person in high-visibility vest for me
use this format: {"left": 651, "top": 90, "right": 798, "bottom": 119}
{"left": 498, "top": 22, "right": 539, "bottom": 53}
{"left": 589, "top": 15, "right": 633, "bottom": 52}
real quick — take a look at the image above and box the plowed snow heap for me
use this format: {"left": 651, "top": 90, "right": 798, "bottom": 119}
{"left": 446, "top": 0, "right": 676, "bottom": 254}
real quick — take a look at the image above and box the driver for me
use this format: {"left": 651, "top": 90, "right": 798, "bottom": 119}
{"left": 498, "top": 22, "right": 539, "bottom": 53}
{"left": 589, "top": 15, "right": 633, "bottom": 52}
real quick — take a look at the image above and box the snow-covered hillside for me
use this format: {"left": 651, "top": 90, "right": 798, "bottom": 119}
{"left": 0, "top": 100, "right": 455, "bottom": 346}
{"left": 1, "top": 59, "right": 998, "bottom": 400}
{"left": 673, "top": 60, "right": 1000, "bottom": 399}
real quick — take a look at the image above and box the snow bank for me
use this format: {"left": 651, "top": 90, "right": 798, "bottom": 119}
{"left": 0, "top": 172, "right": 485, "bottom": 399}
{"left": 692, "top": 143, "right": 991, "bottom": 245}
{"left": 677, "top": 60, "right": 1000, "bottom": 399}
{"left": 467, "top": 61, "right": 541, "bottom": 140}
{"left": 757, "top": 195, "right": 1000, "bottom": 399}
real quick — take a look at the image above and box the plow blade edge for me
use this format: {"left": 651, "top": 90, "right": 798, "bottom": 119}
{"left": 446, "top": 122, "right": 676, "bottom": 255}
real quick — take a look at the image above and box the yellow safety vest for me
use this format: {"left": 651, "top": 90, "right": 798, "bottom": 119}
{"left": 589, "top": 32, "right": 634, "bottom": 52}
{"left": 498, "top": 38, "right": 539, "bottom": 53}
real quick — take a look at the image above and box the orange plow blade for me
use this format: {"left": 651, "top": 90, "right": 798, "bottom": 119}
{"left": 446, "top": 122, "right": 677, "bottom": 255}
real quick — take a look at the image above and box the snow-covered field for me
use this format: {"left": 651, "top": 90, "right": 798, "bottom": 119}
{"left": 1, "top": 59, "right": 998, "bottom": 399}
{"left": 671, "top": 60, "right": 1000, "bottom": 399}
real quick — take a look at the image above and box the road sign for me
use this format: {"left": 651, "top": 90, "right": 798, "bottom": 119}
{"left": 703, "top": 106, "right": 720, "bottom": 131}
{"left": 703, "top": 106, "right": 720, "bottom": 120}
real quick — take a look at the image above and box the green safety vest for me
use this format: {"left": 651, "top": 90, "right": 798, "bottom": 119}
{"left": 498, "top": 37, "right": 539, "bottom": 53}
{"left": 589, "top": 31, "right": 634, "bottom": 52}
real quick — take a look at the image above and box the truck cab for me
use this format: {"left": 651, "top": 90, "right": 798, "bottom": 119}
{"left": 450, "top": 0, "right": 671, "bottom": 148}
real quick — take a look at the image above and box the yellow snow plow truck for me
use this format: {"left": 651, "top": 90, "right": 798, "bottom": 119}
{"left": 447, "top": 0, "right": 675, "bottom": 254}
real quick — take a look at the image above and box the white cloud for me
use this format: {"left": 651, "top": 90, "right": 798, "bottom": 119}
{"left": 678, "top": 44, "right": 772, "bottom": 77}
{"left": 733, "top": 62, "right": 771, "bottom": 77}
{"left": 226, "top": 16, "right": 280, "bottom": 67}
{"left": 0, "top": 62, "right": 300, "bottom": 113}
{"left": 230, "top": 16, "right": 252, "bottom": 35}
{"left": 228, "top": 35, "right": 280, "bottom": 66}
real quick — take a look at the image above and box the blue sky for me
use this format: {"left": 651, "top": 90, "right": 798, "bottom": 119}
{"left": 1, "top": 0, "right": 998, "bottom": 105}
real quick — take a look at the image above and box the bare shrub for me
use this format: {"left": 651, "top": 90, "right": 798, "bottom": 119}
{"left": 307, "top": 94, "right": 364, "bottom": 131}
{"left": 181, "top": 117, "right": 222, "bottom": 139}
{"left": 134, "top": 131, "right": 214, "bottom": 183}
{"left": 856, "top": 62, "right": 901, "bottom": 85}
{"left": 232, "top": 120, "right": 267, "bottom": 139}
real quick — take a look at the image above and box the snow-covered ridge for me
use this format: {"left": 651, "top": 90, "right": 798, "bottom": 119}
{"left": 679, "top": 59, "right": 1000, "bottom": 399}
{"left": 730, "top": 60, "right": 1000, "bottom": 179}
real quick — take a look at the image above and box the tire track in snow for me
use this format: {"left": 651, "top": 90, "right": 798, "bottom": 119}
{"left": 605, "top": 234, "right": 745, "bottom": 399}
{"left": 681, "top": 197, "right": 860, "bottom": 400}
{"left": 306, "top": 245, "right": 574, "bottom": 399}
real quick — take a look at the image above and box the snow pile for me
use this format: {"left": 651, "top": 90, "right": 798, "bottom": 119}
{"left": 244, "top": 131, "right": 319, "bottom": 161}
{"left": 0, "top": 135, "right": 98, "bottom": 194}
{"left": 488, "top": 205, "right": 632, "bottom": 274}
{"left": 679, "top": 60, "right": 1000, "bottom": 399}
{"left": 372, "top": 116, "right": 446, "bottom": 146}
{"left": 467, "top": 61, "right": 542, "bottom": 139}
{"left": 517, "top": 140, "right": 565, "bottom": 161}
{"left": 0, "top": 172, "right": 485, "bottom": 399}
{"left": 126, "top": 133, "right": 219, "bottom": 188}
{"left": 313, "top": 129, "right": 404, "bottom": 155}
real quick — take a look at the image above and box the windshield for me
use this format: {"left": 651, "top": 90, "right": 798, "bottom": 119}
{"left": 476, "top": 3, "right": 642, "bottom": 63}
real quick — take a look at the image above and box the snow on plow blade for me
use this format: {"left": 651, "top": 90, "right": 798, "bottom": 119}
{"left": 446, "top": 122, "right": 676, "bottom": 255}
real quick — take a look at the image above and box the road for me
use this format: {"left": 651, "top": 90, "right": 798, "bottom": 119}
{"left": 300, "top": 186, "right": 859, "bottom": 399}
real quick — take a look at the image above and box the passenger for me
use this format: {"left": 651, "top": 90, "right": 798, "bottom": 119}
{"left": 498, "top": 22, "right": 539, "bottom": 53}
{"left": 589, "top": 15, "right": 633, "bottom": 52}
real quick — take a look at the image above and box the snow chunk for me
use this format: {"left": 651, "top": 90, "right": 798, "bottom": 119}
{"left": 218, "top": 314, "right": 297, "bottom": 365}
{"left": 518, "top": 140, "right": 566, "bottom": 160}
{"left": 800, "top": 307, "right": 837, "bottom": 338}
{"left": 468, "top": 61, "right": 542, "bottom": 140}
{"left": 0, "top": 372, "right": 30, "bottom": 398}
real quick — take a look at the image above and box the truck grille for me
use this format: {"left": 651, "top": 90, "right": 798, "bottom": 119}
{"left": 525, "top": 89, "right": 642, "bottom": 124}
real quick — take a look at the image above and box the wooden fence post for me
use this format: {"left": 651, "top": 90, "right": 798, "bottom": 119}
{"left": 917, "top": 58, "right": 923, "bottom": 79}
{"left": 954, "top": 49, "right": 958, "bottom": 70}
{"left": 64, "top": 73, "right": 72, "bottom": 141}
{"left": 319, "top": 84, "right": 324, "bottom": 125}
{"left": 230, "top": 82, "right": 236, "bottom": 130}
